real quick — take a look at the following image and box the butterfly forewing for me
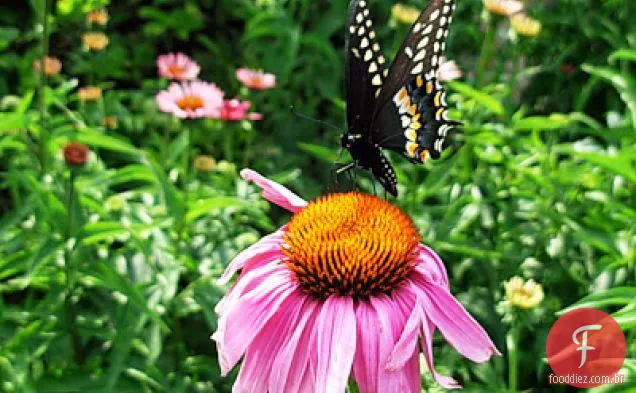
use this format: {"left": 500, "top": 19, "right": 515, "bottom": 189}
{"left": 345, "top": 0, "right": 389, "bottom": 135}
{"left": 371, "top": 0, "right": 459, "bottom": 162}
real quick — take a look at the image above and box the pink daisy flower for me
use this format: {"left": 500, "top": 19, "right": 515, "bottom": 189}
{"left": 156, "top": 52, "right": 201, "bottom": 80}
{"left": 215, "top": 98, "right": 263, "bottom": 121}
{"left": 236, "top": 67, "right": 276, "bottom": 90}
{"left": 155, "top": 81, "right": 223, "bottom": 119}
{"left": 437, "top": 59, "right": 463, "bottom": 82}
{"left": 212, "top": 169, "right": 501, "bottom": 392}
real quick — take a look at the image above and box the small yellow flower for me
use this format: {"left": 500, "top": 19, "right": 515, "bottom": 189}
{"left": 193, "top": 155, "right": 216, "bottom": 172}
{"left": 510, "top": 13, "right": 542, "bottom": 37}
{"left": 33, "top": 56, "right": 62, "bottom": 76}
{"left": 82, "top": 32, "right": 109, "bottom": 51}
{"left": 78, "top": 86, "right": 102, "bottom": 101}
{"left": 483, "top": 0, "right": 523, "bottom": 16}
{"left": 86, "top": 8, "right": 109, "bottom": 25}
{"left": 101, "top": 116, "right": 117, "bottom": 128}
{"left": 391, "top": 3, "right": 420, "bottom": 25}
{"left": 505, "top": 276, "right": 544, "bottom": 309}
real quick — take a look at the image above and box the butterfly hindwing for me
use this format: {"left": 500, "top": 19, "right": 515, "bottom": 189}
{"left": 371, "top": 0, "right": 459, "bottom": 162}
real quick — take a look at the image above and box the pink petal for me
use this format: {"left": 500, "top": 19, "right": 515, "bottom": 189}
{"left": 212, "top": 268, "right": 296, "bottom": 375}
{"left": 414, "top": 244, "right": 449, "bottom": 288}
{"left": 386, "top": 291, "right": 422, "bottom": 371}
{"left": 217, "top": 228, "right": 285, "bottom": 285}
{"left": 372, "top": 295, "right": 418, "bottom": 393}
{"left": 421, "top": 281, "right": 501, "bottom": 363}
{"left": 269, "top": 298, "right": 320, "bottom": 393}
{"left": 352, "top": 301, "right": 380, "bottom": 393}
{"left": 233, "top": 290, "right": 309, "bottom": 393}
{"left": 314, "top": 296, "right": 357, "bottom": 393}
{"left": 419, "top": 309, "right": 462, "bottom": 389}
{"left": 240, "top": 169, "right": 307, "bottom": 213}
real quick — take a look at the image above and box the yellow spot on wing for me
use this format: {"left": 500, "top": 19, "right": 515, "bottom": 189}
{"left": 407, "top": 104, "right": 417, "bottom": 116}
{"left": 435, "top": 107, "right": 445, "bottom": 120}
{"left": 416, "top": 75, "right": 423, "bottom": 87}
{"left": 406, "top": 142, "right": 418, "bottom": 158}
{"left": 426, "top": 82, "right": 433, "bottom": 94}
{"left": 419, "top": 149, "right": 429, "bottom": 162}
{"left": 434, "top": 91, "right": 442, "bottom": 107}
{"left": 404, "top": 129, "right": 417, "bottom": 141}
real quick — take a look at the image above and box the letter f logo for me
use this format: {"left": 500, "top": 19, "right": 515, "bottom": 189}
{"left": 572, "top": 324, "right": 602, "bottom": 368}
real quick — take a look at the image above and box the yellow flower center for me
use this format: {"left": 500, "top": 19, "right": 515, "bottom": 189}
{"left": 282, "top": 193, "right": 420, "bottom": 299}
{"left": 177, "top": 95, "right": 204, "bottom": 111}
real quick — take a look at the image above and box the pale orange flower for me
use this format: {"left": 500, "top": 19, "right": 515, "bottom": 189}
{"left": 82, "top": 32, "right": 109, "bottom": 51}
{"left": 33, "top": 56, "right": 62, "bottom": 76}
{"left": 78, "top": 86, "right": 102, "bottom": 101}
{"left": 101, "top": 116, "right": 117, "bottom": 128}
{"left": 391, "top": 3, "right": 420, "bottom": 25}
{"left": 86, "top": 8, "right": 109, "bottom": 25}
{"left": 510, "top": 13, "right": 542, "bottom": 37}
{"left": 483, "top": 0, "right": 523, "bottom": 16}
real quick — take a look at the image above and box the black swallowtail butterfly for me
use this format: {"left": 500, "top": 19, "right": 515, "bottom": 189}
{"left": 342, "top": 0, "right": 460, "bottom": 196}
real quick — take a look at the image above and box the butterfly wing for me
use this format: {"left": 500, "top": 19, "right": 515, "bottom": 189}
{"left": 371, "top": 0, "right": 460, "bottom": 163}
{"left": 344, "top": 0, "right": 398, "bottom": 196}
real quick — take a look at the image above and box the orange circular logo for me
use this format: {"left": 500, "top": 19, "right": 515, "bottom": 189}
{"left": 546, "top": 308, "right": 626, "bottom": 388}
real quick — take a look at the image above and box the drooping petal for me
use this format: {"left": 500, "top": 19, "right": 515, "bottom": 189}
{"left": 269, "top": 298, "right": 320, "bottom": 393}
{"left": 213, "top": 268, "right": 297, "bottom": 375}
{"left": 372, "top": 295, "right": 417, "bottom": 393}
{"left": 421, "top": 280, "right": 501, "bottom": 363}
{"left": 218, "top": 228, "right": 285, "bottom": 285}
{"left": 386, "top": 289, "right": 422, "bottom": 371}
{"left": 314, "top": 296, "right": 357, "bottom": 393}
{"left": 240, "top": 169, "right": 307, "bottom": 213}
{"left": 419, "top": 307, "right": 462, "bottom": 389}
{"left": 233, "top": 290, "right": 309, "bottom": 393}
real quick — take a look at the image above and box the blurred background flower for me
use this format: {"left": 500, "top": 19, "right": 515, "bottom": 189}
{"left": 156, "top": 80, "right": 224, "bottom": 118}
{"left": 86, "top": 8, "right": 109, "bottom": 25}
{"left": 510, "top": 13, "right": 542, "bottom": 37}
{"left": 82, "top": 31, "right": 109, "bottom": 51}
{"left": 33, "top": 56, "right": 62, "bottom": 76}
{"left": 236, "top": 67, "right": 276, "bottom": 90}
{"left": 215, "top": 98, "right": 262, "bottom": 121}
{"left": 504, "top": 276, "right": 545, "bottom": 309}
{"left": 63, "top": 142, "right": 90, "bottom": 166}
{"left": 483, "top": 0, "right": 523, "bottom": 16}
{"left": 436, "top": 59, "right": 463, "bottom": 82}
{"left": 157, "top": 52, "right": 201, "bottom": 80}
{"left": 391, "top": 3, "right": 420, "bottom": 25}
{"left": 77, "top": 85, "right": 102, "bottom": 101}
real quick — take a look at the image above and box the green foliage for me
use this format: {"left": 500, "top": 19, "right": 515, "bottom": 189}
{"left": 1, "top": 0, "right": 635, "bottom": 392}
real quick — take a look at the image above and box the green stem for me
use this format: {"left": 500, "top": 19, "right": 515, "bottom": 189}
{"left": 38, "top": 0, "right": 50, "bottom": 173}
{"left": 65, "top": 170, "right": 85, "bottom": 364}
{"left": 507, "top": 325, "right": 519, "bottom": 393}
{"left": 476, "top": 14, "right": 497, "bottom": 87}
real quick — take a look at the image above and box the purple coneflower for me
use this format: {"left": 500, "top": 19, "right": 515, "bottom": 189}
{"left": 213, "top": 169, "right": 500, "bottom": 392}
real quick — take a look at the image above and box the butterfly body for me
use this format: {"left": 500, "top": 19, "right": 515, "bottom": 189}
{"left": 343, "top": 0, "right": 459, "bottom": 196}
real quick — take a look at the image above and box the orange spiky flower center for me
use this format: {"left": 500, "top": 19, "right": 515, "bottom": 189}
{"left": 282, "top": 192, "right": 420, "bottom": 299}
{"left": 177, "top": 95, "right": 204, "bottom": 111}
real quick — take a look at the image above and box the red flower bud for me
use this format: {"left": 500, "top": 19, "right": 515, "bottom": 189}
{"left": 64, "top": 142, "right": 90, "bottom": 166}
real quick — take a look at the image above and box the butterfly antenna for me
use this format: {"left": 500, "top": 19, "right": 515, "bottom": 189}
{"left": 289, "top": 105, "right": 342, "bottom": 132}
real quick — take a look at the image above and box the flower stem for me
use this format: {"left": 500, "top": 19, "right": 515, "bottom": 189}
{"left": 507, "top": 325, "right": 519, "bottom": 393}
{"left": 476, "top": 13, "right": 496, "bottom": 87}
{"left": 64, "top": 169, "right": 85, "bottom": 363}
{"left": 38, "top": 0, "right": 50, "bottom": 173}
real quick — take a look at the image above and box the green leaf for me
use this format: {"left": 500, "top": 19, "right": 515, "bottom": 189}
{"left": 608, "top": 49, "right": 636, "bottom": 64}
{"left": 447, "top": 81, "right": 505, "bottom": 116}
{"left": 558, "top": 287, "right": 636, "bottom": 314}
{"left": 513, "top": 113, "right": 572, "bottom": 131}
{"left": 298, "top": 142, "right": 339, "bottom": 163}
{"left": 77, "top": 128, "right": 139, "bottom": 155}
{"left": 185, "top": 197, "right": 249, "bottom": 223}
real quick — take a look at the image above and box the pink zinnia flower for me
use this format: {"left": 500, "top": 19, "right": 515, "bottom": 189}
{"left": 155, "top": 81, "right": 223, "bottom": 119}
{"left": 215, "top": 98, "right": 263, "bottom": 121}
{"left": 236, "top": 67, "right": 276, "bottom": 90}
{"left": 436, "top": 59, "right": 463, "bottom": 82}
{"left": 212, "top": 169, "right": 501, "bottom": 392}
{"left": 156, "top": 52, "right": 201, "bottom": 80}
